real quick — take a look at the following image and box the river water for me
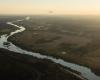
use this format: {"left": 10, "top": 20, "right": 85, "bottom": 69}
{"left": 0, "top": 17, "right": 100, "bottom": 80}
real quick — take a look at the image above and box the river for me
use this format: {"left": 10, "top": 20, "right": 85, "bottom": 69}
{"left": 0, "top": 17, "right": 100, "bottom": 80}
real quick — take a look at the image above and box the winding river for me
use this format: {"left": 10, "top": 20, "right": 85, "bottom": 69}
{"left": 0, "top": 17, "right": 100, "bottom": 80}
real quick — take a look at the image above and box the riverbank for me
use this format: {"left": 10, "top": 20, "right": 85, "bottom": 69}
{"left": 0, "top": 48, "right": 84, "bottom": 80}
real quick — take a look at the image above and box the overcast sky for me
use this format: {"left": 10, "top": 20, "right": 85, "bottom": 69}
{"left": 0, "top": 0, "right": 100, "bottom": 15}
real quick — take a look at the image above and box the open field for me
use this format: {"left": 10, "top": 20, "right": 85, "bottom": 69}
{"left": 8, "top": 15, "right": 100, "bottom": 75}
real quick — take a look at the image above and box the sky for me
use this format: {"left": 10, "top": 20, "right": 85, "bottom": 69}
{"left": 0, "top": 0, "right": 100, "bottom": 15}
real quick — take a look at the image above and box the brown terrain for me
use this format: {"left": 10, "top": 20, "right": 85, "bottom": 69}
{"left": 0, "top": 16, "right": 86, "bottom": 80}
{"left": 0, "top": 48, "right": 84, "bottom": 80}
{"left": 8, "top": 16, "right": 100, "bottom": 75}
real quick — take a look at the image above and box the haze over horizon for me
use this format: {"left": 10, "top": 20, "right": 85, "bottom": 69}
{"left": 0, "top": 0, "right": 100, "bottom": 15}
